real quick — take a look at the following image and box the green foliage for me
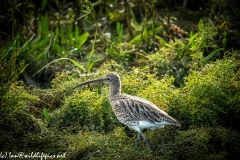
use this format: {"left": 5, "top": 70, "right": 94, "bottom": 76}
{"left": 50, "top": 88, "right": 116, "bottom": 133}
{"left": 190, "top": 19, "right": 219, "bottom": 63}
{"left": 116, "top": 22, "right": 123, "bottom": 43}
{"left": 2, "top": 0, "right": 240, "bottom": 158}
{"left": 147, "top": 45, "right": 189, "bottom": 87}
{"left": 49, "top": 70, "right": 116, "bottom": 132}
{"left": 210, "top": 0, "right": 240, "bottom": 50}
{"left": 106, "top": 42, "right": 132, "bottom": 65}
{"left": 54, "top": 22, "right": 89, "bottom": 56}
{"left": 175, "top": 127, "right": 211, "bottom": 159}
{"left": 0, "top": 35, "right": 44, "bottom": 61}
{"left": 201, "top": 48, "right": 224, "bottom": 63}
{"left": 121, "top": 68, "right": 176, "bottom": 111}
{"left": 42, "top": 14, "right": 89, "bottom": 58}
{"left": 171, "top": 55, "right": 240, "bottom": 129}
{"left": 145, "top": 20, "right": 226, "bottom": 87}
{"left": 0, "top": 54, "right": 44, "bottom": 151}
{"left": 87, "top": 31, "right": 97, "bottom": 72}
{"left": 40, "top": 15, "right": 49, "bottom": 37}
{"left": 130, "top": 25, "right": 164, "bottom": 45}
{"left": 31, "top": 57, "right": 86, "bottom": 78}
{"left": 0, "top": 52, "right": 26, "bottom": 97}
{"left": 2, "top": 10, "right": 89, "bottom": 64}
{"left": 43, "top": 108, "right": 51, "bottom": 122}
{"left": 174, "top": 127, "right": 240, "bottom": 160}
{"left": 1, "top": 52, "right": 240, "bottom": 159}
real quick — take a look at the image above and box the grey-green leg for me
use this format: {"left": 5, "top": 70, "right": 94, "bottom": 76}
{"left": 135, "top": 131, "right": 150, "bottom": 149}
{"left": 135, "top": 132, "right": 141, "bottom": 148}
{"left": 140, "top": 131, "right": 150, "bottom": 149}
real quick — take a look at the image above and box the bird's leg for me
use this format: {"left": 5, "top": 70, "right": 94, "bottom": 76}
{"left": 134, "top": 132, "right": 141, "bottom": 148}
{"left": 140, "top": 131, "right": 150, "bottom": 149}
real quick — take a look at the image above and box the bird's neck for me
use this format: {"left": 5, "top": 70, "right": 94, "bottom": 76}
{"left": 109, "top": 82, "right": 121, "bottom": 99}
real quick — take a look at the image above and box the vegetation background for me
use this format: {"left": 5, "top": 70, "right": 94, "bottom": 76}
{"left": 0, "top": 0, "right": 240, "bottom": 159}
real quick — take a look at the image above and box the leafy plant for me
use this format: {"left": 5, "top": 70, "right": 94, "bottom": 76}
{"left": 54, "top": 23, "right": 89, "bottom": 56}
{"left": 130, "top": 25, "right": 164, "bottom": 45}
{"left": 0, "top": 34, "right": 46, "bottom": 61}
{"left": 190, "top": 19, "right": 219, "bottom": 63}
{"left": 171, "top": 55, "right": 240, "bottom": 129}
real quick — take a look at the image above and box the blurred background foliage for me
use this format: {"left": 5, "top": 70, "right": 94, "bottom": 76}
{"left": 1, "top": 0, "right": 240, "bottom": 159}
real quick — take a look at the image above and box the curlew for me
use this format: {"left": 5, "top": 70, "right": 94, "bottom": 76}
{"left": 72, "top": 72, "right": 180, "bottom": 149}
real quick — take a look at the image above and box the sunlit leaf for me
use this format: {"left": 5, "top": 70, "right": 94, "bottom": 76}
{"left": 68, "top": 58, "right": 86, "bottom": 71}
{"left": 43, "top": 108, "right": 50, "bottom": 122}
{"left": 78, "top": 32, "right": 89, "bottom": 48}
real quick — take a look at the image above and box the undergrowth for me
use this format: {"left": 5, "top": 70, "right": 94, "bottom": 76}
{"left": 1, "top": 53, "right": 240, "bottom": 159}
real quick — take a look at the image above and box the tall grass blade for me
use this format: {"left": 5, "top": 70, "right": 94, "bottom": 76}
{"left": 31, "top": 58, "right": 86, "bottom": 77}
{"left": 27, "top": 37, "right": 49, "bottom": 55}
{"left": 187, "top": 32, "right": 197, "bottom": 48}
{"left": 36, "top": 36, "right": 53, "bottom": 60}
{"left": 201, "top": 48, "right": 224, "bottom": 63}
{"left": 21, "top": 35, "right": 36, "bottom": 53}
{"left": 68, "top": 58, "right": 86, "bottom": 71}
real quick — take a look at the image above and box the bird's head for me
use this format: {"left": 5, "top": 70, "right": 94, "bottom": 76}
{"left": 72, "top": 72, "right": 120, "bottom": 90}
{"left": 103, "top": 72, "right": 120, "bottom": 85}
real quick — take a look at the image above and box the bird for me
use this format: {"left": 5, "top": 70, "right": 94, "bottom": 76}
{"left": 72, "top": 72, "right": 181, "bottom": 149}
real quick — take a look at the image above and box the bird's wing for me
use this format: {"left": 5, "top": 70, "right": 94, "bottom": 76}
{"left": 112, "top": 94, "right": 178, "bottom": 124}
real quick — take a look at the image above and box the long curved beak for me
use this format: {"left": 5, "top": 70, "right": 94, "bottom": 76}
{"left": 72, "top": 78, "right": 106, "bottom": 90}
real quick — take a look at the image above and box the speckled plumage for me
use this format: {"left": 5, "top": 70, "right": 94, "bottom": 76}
{"left": 72, "top": 72, "right": 180, "bottom": 149}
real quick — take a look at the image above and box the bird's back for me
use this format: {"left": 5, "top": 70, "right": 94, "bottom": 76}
{"left": 110, "top": 94, "right": 180, "bottom": 130}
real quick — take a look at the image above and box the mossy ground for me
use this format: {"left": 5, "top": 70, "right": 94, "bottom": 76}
{"left": 1, "top": 54, "right": 240, "bottom": 159}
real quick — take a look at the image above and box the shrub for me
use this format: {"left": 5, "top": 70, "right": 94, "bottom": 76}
{"left": 174, "top": 127, "right": 240, "bottom": 160}
{"left": 170, "top": 54, "right": 240, "bottom": 129}
{"left": 0, "top": 54, "right": 42, "bottom": 151}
